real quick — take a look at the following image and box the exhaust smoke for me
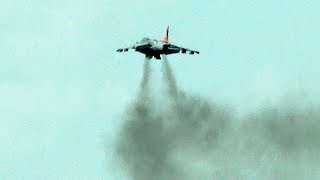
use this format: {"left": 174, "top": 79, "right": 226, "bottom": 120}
{"left": 113, "top": 56, "right": 320, "bottom": 180}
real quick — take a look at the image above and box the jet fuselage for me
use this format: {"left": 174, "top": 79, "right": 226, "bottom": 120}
{"left": 134, "top": 38, "right": 180, "bottom": 59}
{"left": 116, "top": 26, "right": 199, "bottom": 60}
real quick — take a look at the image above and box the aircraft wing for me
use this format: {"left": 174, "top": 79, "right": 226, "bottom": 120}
{"left": 116, "top": 45, "right": 135, "bottom": 52}
{"left": 178, "top": 46, "right": 200, "bottom": 55}
{"left": 168, "top": 44, "right": 200, "bottom": 55}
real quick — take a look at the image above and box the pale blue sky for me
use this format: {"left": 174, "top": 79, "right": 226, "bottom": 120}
{"left": 1, "top": 0, "right": 319, "bottom": 179}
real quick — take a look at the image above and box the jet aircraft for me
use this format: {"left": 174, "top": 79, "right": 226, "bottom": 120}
{"left": 116, "top": 26, "right": 199, "bottom": 60}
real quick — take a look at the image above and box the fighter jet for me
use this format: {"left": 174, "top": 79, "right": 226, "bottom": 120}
{"left": 116, "top": 26, "right": 199, "bottom": 60}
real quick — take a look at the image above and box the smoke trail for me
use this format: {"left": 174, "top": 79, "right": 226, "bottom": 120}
{"left": 113, "top": 56, "right": 320, "bottom": 180}
{"left": 115, "top": 58, "right": 182, "bottom": 180}
{"left": 132, "top": 58, "right": 151, "bottom": 121}
{"left": 162, "top": 55, "right": 178, "bottom": 99}
{"left": 139, "top": 58, "right": 151, "bottom": 98}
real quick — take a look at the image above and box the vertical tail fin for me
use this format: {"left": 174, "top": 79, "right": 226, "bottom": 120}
{"left": 160, "top": 26, "right": 169, "bottom": 43}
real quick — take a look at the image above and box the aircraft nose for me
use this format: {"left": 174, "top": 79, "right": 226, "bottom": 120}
{"left": 135, "top": 45, "right": 141, "bottom": 50}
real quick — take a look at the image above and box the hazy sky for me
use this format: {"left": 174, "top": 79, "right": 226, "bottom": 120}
{"left": 1, "top": 0, "right": 319, "bottom": 179}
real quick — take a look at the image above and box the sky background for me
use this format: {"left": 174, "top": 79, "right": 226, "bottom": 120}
{"left": 1, "top": 0, "right": 319, "bottom": 179}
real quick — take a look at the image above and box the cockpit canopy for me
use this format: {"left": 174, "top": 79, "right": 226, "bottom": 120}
{"left": 141, "top": 37, "right": 150, "bottom": 42}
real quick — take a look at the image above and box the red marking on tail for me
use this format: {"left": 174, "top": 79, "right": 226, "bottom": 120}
{"left": 160, "top": 26, "right": 169, "bottom": 43}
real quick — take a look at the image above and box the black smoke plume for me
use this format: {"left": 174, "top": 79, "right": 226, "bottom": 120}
{"left": 114, "top": 56, "right": 320, "bottom": 180}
